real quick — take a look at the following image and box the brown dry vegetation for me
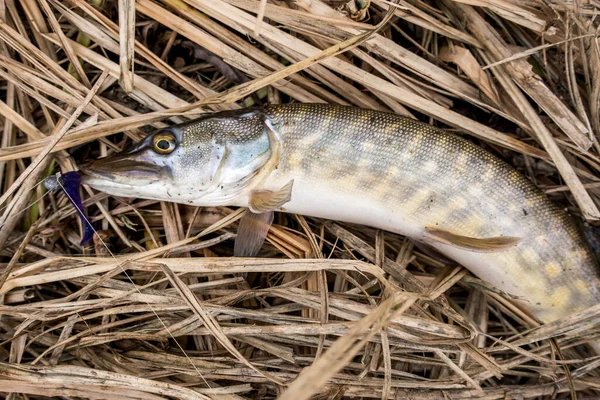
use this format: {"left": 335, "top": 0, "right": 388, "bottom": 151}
{"left": 1, "top": 0, "right": 600, "bottom": 398}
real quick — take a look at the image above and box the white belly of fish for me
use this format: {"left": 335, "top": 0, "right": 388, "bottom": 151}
{"left": 233, "top": 177, "right": 528, "bottom": 304}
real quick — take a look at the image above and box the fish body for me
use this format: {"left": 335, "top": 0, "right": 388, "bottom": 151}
{"left": 82, "top": 103, "right": 600, "bottom": 323}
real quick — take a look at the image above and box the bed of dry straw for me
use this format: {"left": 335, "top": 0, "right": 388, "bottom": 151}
{"left": 0, "top": 0, "right": 600, "bottom": 398}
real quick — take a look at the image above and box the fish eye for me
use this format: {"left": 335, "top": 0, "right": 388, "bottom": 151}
{"left": 152, "top": 133, "right": 176, "bottom": 154}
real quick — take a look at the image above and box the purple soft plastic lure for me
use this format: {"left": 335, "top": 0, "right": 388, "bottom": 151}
{"left": 45, "top": 171, "right": 95, "bottom": 245}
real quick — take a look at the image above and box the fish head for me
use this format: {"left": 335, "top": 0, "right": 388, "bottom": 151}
{"left": 80, "top": 109, "right": 278, "bottom": 205}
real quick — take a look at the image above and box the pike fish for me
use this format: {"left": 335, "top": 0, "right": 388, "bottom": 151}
{"left": 81, "top": 103, "right": 600, "bottom": 324}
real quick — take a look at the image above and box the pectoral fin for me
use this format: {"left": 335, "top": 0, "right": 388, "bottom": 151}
{"left": 425, "top": 227, "right": 521, "bottom": 252}
{"left": 249, "top": 180, "right": 294, "bottom": 213}
{"left": 234, "top": 210, "right": 274, "bottom": 257}
{"left": 234, "top": 180, "right": 294, "bottom": 257}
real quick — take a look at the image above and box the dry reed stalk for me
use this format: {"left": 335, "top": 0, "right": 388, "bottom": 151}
{"left": 118, "top": 0, "right": 136, "bottom": 93}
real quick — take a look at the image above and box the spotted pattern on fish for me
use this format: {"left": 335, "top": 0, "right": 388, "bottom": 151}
{"left": 261, "top": 104, "right": 600, "bottom": 321}
{"left": 82, "top": 103, "right": 600, "bottom": 323}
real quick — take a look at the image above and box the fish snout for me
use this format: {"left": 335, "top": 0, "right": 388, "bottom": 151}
{"left": 79, "top": 155, "right": 164, "bottom": 186}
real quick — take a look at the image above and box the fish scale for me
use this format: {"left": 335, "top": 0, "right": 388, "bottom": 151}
{"left": 255, "top": 103, "right": 599, "bottom": 322}
{"left": 82, "top": 103, "right": 600, "bottom": 324}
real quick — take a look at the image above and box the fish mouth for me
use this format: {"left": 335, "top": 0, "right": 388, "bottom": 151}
{"left": 79, "top": 155, "right": 164, "bottom": 187}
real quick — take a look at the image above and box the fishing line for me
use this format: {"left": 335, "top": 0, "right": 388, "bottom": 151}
{"left": 0, "top": 174, "right": 89, "bottom": 230}
{"left": 0, "top": 177, "right": 49, "bottom": 217}
{"left": 0, "top": 183, "right": 54, "bottom": 231}
{"left": 56, "top": 177, "right": 212, "bottom": 388}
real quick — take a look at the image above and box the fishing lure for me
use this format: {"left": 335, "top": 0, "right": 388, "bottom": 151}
{"left": 45, "top": 171, "right": 94, "bottom": 245}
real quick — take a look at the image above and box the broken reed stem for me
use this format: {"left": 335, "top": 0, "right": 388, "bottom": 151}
{"left": 118, "top": 0, "right": 136, "bottom": 93}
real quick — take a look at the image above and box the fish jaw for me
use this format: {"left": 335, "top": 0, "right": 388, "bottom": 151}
{"left": 80, "top": 159, "right": 163, "bottom": 185}
{"left": 79, "top": 159, "right": 168, "bottom": 199}
{"left": 81, "top": 172, "right": 159, "bottom": 199}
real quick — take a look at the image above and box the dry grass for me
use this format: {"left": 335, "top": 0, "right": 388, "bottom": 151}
{"left": 1, "top": 0, "right": 600, "bottom": 398}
